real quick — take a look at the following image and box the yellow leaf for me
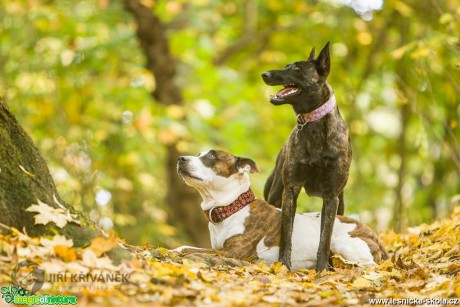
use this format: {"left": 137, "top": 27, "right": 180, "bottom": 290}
{"left": 352, "top": 277, "right": 372, "bottom": 288}
{"left": 88, "top": 231, "right": 118, "bottom": 257}
{"left": 270, "top": 262, "right": 287, "bottom": 275}
{"left": 158, "top": 247, "right": 171, "bottom": 257}
{"left": 54, "top": 245, "right": 77, "bottom": 262}
{"left": 455, "top": 284, "right": 460, "bottom": 297}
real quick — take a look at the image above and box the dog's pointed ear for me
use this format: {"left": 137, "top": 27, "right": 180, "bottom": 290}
{"left": 316, "top": 41, "right": 330, "bottom": 77}
{"left": 308, "top": 46, "right": 316, "bottom": 60}
{"left": 236, "top": 157, "right": 260, "bottom": 174}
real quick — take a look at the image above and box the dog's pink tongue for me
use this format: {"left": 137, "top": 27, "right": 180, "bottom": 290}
{"left": 276, "top": 87, "right": 296, "bottom": 96}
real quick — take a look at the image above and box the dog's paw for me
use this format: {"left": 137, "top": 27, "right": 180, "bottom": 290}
{"left": 169, "top": 246, "right": 188, "bottom": 253}
{"left": 170, "top": 245, "right": 202, "bottom": 253}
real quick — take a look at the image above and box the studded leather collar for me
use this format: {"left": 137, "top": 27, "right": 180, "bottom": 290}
{"left": 204, "top": 189, "right": 255, "bottom": 224}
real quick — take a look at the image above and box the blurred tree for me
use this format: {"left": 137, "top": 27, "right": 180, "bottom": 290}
{"left": 123, "top": 0, "right": 209, "bottom": 247}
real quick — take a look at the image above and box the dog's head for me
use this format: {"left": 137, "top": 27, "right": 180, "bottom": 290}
{"left": 261, "top": 42, "right": 331, "bottom": 113}
{"left": 177, "top": 150, "right": 259, "bottom": 191}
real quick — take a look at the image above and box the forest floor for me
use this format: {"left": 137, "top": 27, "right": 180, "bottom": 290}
{"left": 1, "top": 207, "right": 459, "bottom": 306}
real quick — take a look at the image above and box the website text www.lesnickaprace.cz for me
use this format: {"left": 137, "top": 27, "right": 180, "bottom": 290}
{"left": 368, "top": 298, "right": 459, "bottom": 305}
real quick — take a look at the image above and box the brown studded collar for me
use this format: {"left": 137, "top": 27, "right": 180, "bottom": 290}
{"left": 204, "top": 189, "right": 255, "bottom": 224}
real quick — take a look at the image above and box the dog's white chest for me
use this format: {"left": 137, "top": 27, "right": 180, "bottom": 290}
{"left": 208, "top": 206, "right": 250, "bottom": 249}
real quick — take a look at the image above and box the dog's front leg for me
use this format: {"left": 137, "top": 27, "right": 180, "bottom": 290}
{"left": 279, "top": 183, "right": 302, "bottom": 269}
{"left": 316, "top": 195, "right": 339, "bottom": 272}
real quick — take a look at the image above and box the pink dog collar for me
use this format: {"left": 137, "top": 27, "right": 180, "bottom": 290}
{"left": 296, "top": 94, "right": 336, "bottom": 126}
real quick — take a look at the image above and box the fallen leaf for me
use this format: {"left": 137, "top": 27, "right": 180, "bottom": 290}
{"left": 54, "top": 245, "right": 77, "bottom": 262}
{"left": 26, "top": 199, "right": 70, "bottom": 228}
{"left": 41, "top": 235, "right": 73, "bottom": 248}
{"left": 351, "top": 277, "right": 372, "bottom": 288}
{"left": 88, "top": 231, "right": 118, "bottom": 257}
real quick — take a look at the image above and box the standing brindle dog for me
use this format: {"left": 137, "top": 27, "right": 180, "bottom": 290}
{"left": 262, "top": 42, "right": 352, "bottom": 272}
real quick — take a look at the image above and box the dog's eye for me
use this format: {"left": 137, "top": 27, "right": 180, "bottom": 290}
{"left": 208, "top": 151, "right": 216, "bottom": 159}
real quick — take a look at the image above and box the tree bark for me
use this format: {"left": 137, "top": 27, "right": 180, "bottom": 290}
{"left": 0, "top": 99, "right": 96, "bottom": 246}
{"left": 123, "top": 0, "right": 209, "bottom": 247}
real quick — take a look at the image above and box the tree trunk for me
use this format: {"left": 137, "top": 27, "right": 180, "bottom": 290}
{"left": 123, "top": 0, "right": 209, "bottom": 247}
{"left": 0, "top": 99, "right": 96, "bottom": 247}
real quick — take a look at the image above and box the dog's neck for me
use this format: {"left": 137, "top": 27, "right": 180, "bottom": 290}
{"left": 295, "top": 83, "right": 335, "bottom": 126}
{"left": 196, "top": 173, "right": 251, "bottom": 211}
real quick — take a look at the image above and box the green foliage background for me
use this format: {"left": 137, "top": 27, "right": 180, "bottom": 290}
{"left": 1, "top": 0, "right": 459, "bottom": 246}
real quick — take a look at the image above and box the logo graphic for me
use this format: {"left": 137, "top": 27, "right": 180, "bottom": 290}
{"left": 1, "top": 284, "right": 28, "bottom": 303}
{"left": 1, "top": 260, "right": 78, "bottom": 305}
{"left": 11, "top": 260, "right": 45, "bottom": 294}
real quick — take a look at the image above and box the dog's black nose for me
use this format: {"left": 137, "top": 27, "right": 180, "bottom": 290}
{"left": 262, "top": 72, "right": 271, "bottom": 79}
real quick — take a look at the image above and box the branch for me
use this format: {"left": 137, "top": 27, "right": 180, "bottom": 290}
{"left": 213, "top": 22, "right": 301, "bottom": 66}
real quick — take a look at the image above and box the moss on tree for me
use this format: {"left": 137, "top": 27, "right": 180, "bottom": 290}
{"left": 0, "top": 98, "right": 96, "bottom": 246}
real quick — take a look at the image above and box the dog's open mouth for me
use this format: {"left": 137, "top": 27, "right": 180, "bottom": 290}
{"left": 269, "top": 84, "right": 301, "bottom": 101}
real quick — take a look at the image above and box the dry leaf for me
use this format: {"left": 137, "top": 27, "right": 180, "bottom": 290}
{"left": 352, "top": 277, "right": 372, "bottom": 288}
{"left": 54, "top": 245, "right": 77, "bottom": 262}
{"left": 26, "top": 199, "right": 71, "bottom": 228}
{"left": 88, "top": 231, "right": 118, "bottom": 257}
{"left": 41, "top": 235, "right": 73, "bottom": 248}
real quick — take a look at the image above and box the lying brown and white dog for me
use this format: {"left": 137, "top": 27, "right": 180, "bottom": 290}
{"left": 174, "top": 150, "right": 388, "bottom": 270}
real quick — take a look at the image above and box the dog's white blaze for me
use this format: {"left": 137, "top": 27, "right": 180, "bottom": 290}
{"left": 209, "top": 206, "right": 250, "bottom": 249}
{"left": 198, "top": 151, "right": 209, "bottom": 157}
{"left": 180, "top": 155, "right": 250, "bottom": 210}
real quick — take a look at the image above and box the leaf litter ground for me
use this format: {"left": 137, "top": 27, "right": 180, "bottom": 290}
{"left": 0, "top": 207, "right": 459, "bottom": 306}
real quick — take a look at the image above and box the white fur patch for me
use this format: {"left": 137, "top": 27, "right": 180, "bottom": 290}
{"left": 209, "top": 206, "right": 250, "bottom": 249}
{"left": 253, "top": 212, "right": 375, "bottom": 270}
{"left": 256, "top": 238, "right": 280, "bottom": 265}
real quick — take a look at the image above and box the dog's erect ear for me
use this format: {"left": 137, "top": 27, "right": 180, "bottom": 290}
{"left": 316, "top": 41, "right": 330, "bottom": 77}
{"left": 308, "top": 46, "right": 316, "bottom": 60}
{"left": 236, "top": 157, "right": 260, "bottom": 174}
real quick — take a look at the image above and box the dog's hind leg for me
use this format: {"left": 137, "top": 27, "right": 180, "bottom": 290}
{"left": 264, "top": 170, "right": 275, "bottom": 200}
{"left": 316, "top": 195, "right": 339, "bottom": 272}
{"left": 266, "top": 173, "right": 284, "bottom": 208}
{"left": 337, "top": 191, "right": 344, "bottom": 215}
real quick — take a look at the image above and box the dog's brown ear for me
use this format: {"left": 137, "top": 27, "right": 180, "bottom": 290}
{"left": 316, "top": 41, "right": 330, "bottom": 77}
{"left": 236, "top": 157, "right": 260, "bottom": 174}
{"left": 308, "top": 46, "right": 316, "bottom": 60}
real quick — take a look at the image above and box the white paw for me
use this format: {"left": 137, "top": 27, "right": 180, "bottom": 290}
{"left": 170, "top": 245, "right": 198, "bottom": 253}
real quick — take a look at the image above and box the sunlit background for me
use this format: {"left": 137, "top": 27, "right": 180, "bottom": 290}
{"left": 0, "top": 0, "right": 459, "bottom": 247}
